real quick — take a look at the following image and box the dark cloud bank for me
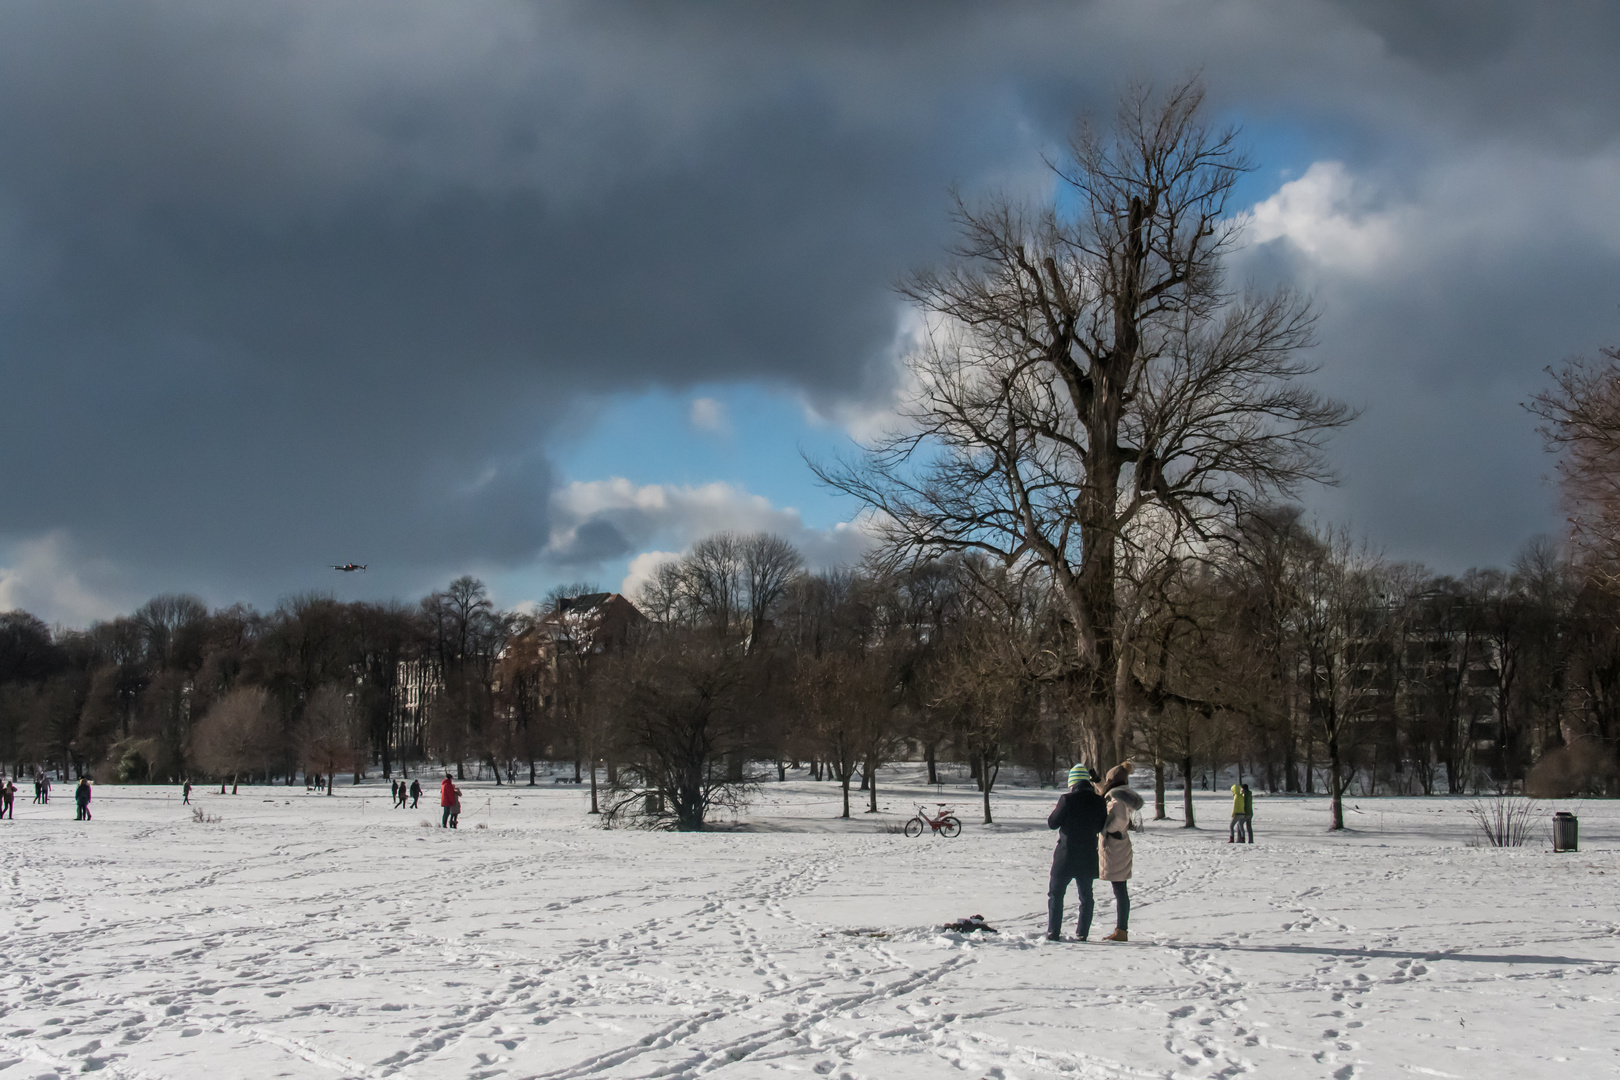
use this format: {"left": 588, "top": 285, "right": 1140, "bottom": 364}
{"left": 2, "top": 1, "right": 1619, "bottom": 619}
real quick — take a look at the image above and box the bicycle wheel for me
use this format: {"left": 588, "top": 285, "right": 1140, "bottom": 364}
{"left": 903, "top": 817, "right": 924, "bottom": 838}
{"left": 940, "top": 816, "right": 962, "bottom": 838}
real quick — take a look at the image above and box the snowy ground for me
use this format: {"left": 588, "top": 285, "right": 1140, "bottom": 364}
{"left": 1, "top": 770, "right": 1616, "bottom": 1080}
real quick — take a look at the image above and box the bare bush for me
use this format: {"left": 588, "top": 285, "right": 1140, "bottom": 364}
{"left": 1466, "top": 795, "right": 1540, "bottom": 848}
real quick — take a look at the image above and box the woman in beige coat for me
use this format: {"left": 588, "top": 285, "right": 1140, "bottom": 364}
{"left": 1097, "top": 763, "right": 1143, "bottom": 941}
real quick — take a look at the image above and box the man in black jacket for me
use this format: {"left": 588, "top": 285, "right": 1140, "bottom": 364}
{"left": 1046, "top": 764, "right": 1108, "bottom": 941}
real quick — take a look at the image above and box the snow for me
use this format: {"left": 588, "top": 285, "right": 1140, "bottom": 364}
{"left": 2, "top": 771, "right": 1617, "bottom": 1079}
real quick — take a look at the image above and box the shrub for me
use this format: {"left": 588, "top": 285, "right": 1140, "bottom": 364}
{"left": 1467, "top": 795, "right": 1539, "bottom": 847}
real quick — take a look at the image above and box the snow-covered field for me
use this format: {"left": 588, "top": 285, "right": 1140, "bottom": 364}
{"left": 1, "top": 770, "right": 1616, "bottom": 1080}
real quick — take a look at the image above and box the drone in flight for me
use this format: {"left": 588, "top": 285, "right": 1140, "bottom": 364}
{"left": 331, "top": 563, "right": 368, "bottom": 573}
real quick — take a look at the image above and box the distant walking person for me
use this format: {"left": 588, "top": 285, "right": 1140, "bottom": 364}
{"left": 1046, "top": 764, "right": 1108, "bottom": 941}
{"left": 1, "top": 779, "right": 15, "bottom": 819}
{"left": 41, "top": 776, "right": 50, "bottom": 803}
{"left": 1097, "top": 763, "right": 1143, "bottom": 942}
{"left": 75, "top": 778, "right": 92, "bottom": 821}
{"left": 409, "top": 779, "right": 421, "bottom": 808}
{"left": 390, "top": 780, "right": 400, "bottom": 806}
{"left": 32, "top": 776, "right": 43, "bottom": 804}
{"left": 440, "top": 774, "right": 457, "bottom": 828}
{"left": 1240, "top": 783, "right": 1254, "bottom": 843}
{"left": 182, "top": 779, "right": 192, "bottom": 806}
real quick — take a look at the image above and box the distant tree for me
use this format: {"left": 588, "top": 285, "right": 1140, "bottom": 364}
{"left": 740, "top": 534, "right": 803, "bottom": 652}
{"left": 1530, "top": 346, "right": 1620, "bottom": 576}
{"left": 600, "top": 631, "right": 753, "bottom": 831}
{"left": 298, "top": 684, "right": 364, "bottom": 794}
{"left": 192, "top": 686, "right": 282, "bottom": 794}
{"left": 1296, "top": 532, "right": 1392, "bottom": 829}
{"left": 797, "top": 648, "right": 878, "bottom": 820}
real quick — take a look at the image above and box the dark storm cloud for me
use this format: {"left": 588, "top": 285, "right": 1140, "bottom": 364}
{"left": 0, "top": 0, "right": 1052, "bottom": 605}
{"left": 1, "top": 0, "right": 1619, "bottom": 618}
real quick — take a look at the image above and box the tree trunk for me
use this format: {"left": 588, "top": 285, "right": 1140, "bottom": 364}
{"left": 867, "top": 763, "right": 878, "bottom": 813}
{"left": 588, "top": 763, "right": 599, "bottom": 814}
{"left": 1328, "top": 731, "right": 1345, "bottom": 831}
{"left": 1284, "top": 723, "right": 1300, "bottom": 792}
{"left": 925, "top": 741, "right": 938, "bottom": 785}
{"left": 1153, "top": 758, "right": 1166, "bottom": 820}
{"left": 840, "top": 775, "right": 850, "bottom": 819}
{"left": 1181, "top": 754, "right": 1196, "bottom": 828}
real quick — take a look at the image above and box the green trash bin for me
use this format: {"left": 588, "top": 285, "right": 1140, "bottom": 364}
{"left": 1553, "top": 811, "right": 1579, "bottom": 852}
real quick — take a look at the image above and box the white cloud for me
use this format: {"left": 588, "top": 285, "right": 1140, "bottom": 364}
{"left": 543, "top": 478, "right": 875, "bottom": 593}
{"left": 688, "top": 396, "right": 730, "bottom": 434}
{"left": 1244, "top": 161, "right": 1405, "bottom": 273}
{"left": 0, "top": 531, "right": 132, "bottom": 628}
{"left": 620, "top": 549, "right": 684, "bottom": 598}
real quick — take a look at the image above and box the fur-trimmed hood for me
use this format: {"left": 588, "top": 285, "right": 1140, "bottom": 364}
{"left": 1104, "top": 786, "right": 1143, "bottom": 811}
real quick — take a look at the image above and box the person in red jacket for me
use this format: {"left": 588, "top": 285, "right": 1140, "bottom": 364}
{"left": 440, "top": 774, "right": 457, "bottom": 828}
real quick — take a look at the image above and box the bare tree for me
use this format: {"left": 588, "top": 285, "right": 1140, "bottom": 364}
{"left": 191, "top": 686, "right": 281, "bottom": 794}
{"left": 299, "top": 684, "right": 364, "bottom": 794}
{"left": 684, "top": 533, "right": 746, "bottom": 637}
{"left": 1529, "top": 347, "right": 1620, "bottom": 575}
{"left": 820, "top": 76, "right": 1348, "bottom": 768}
{"left": 740, "top": 534, "right": 804, "bottom": 653}
{"left": 1296, "top": 531, "right": 1392, "bottom": 829}
{"left": 797, "top": 649, "right": 867, "bottom": 819}
{"left": 600, "top": 631, "right": 754, "bottom": 830}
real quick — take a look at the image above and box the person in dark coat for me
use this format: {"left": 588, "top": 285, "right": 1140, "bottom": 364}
{"left": 1, "top": 779, "right": 15, "bottom": 819}
{"left": 1046, "top": 763, "right": 1108, "bottom": 941}
{"left": 75, "top": 777, "right": 93, "bottom": 821}
{"left": 182, "top": 779, "right": 192, "bottom": 805}
{"left": 409, "top": 779, "right": 422, "bottom": 808}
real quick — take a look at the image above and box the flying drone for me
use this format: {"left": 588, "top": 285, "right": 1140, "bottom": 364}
{"left": 331, "top": 564, "right": 368, "bottom": 573}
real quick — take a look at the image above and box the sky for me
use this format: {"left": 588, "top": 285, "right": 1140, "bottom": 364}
{"left": 2, "top": 0, "right": 1619, "bottom": 626}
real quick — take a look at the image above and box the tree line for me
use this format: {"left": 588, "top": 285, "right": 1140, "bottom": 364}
{"left": 3, "top": 515, "right": 1614, "bottom": 830}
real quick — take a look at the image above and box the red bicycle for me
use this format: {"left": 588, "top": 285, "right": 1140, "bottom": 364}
{"left": 904, "top": 803, "right": 962, "bottom": 838}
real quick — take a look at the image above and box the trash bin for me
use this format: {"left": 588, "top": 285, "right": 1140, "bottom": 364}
{"left": 1553, "top": 811, "right": 1579, "bottom": 853}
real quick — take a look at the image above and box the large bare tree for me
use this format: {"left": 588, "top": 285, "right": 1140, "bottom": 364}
{"left": 821, "top": 78, "right": 1348, "bottom": 765}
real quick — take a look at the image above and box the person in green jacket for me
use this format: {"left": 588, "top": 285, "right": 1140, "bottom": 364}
{"left": 1228, "top": 783, "right": 1253, "bottom": 843}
